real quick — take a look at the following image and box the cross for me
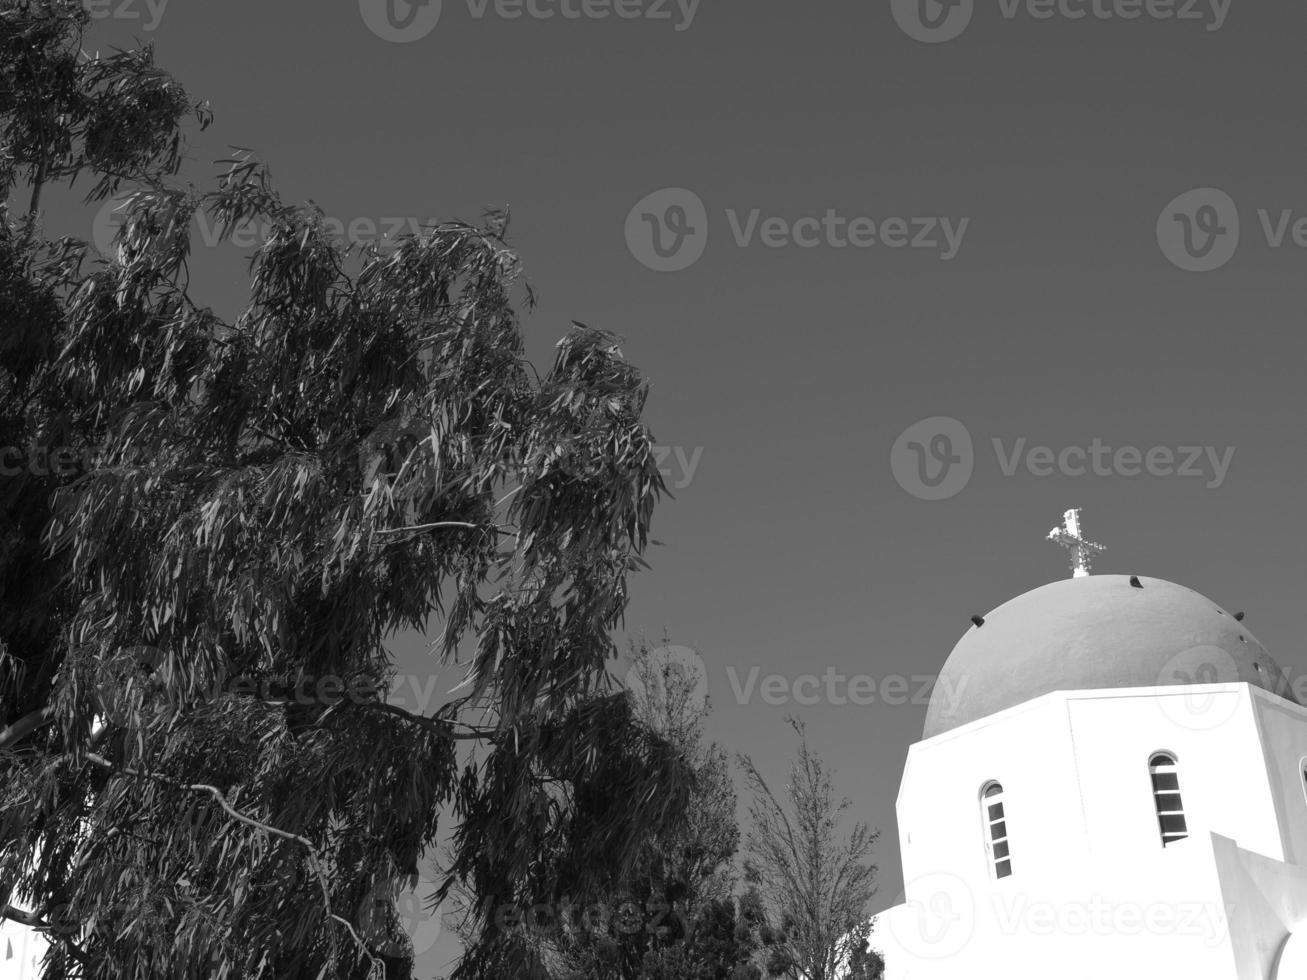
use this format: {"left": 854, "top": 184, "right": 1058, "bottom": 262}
{"left": 1047, "top": 508, "right": 1104, "bottom": 578}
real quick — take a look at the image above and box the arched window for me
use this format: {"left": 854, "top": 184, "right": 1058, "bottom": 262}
{"left": 981, "top": 782, "right": 1012, "bottom": 878}
{"left": 1149, "top": 753, "right": 1188, "bottom": 847}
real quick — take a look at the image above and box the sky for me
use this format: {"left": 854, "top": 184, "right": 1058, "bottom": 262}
{"left": 38, "top": 0, "right": 1307, "bottom": 974}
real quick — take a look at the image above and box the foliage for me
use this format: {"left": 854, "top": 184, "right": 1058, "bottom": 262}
{"left": 450, "top": 636, "right": 770, "bottom": 980}
{"left": 0, "top": 3, "right": 688, "bottom": 977}
{"left": 842, "top": 921, "right": 885, "bottom": 980}
{"left": 739, "top": 718, "right": 879, "bottom": 980}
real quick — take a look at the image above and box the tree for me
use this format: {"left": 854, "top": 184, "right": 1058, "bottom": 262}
{"left": 623, "top": 636, "right": 737, "bottom": 911}
{"left": 0, "top": 2, "right": 689, "bottom": 977}
{"left": 464, "top": 635, "right": 771, "bottom": 980}
{"left": 841, "top": 921, "right": 885, "bottom": 980}
{"left": 739, "top": 718, "right": 879, "bottom": 980}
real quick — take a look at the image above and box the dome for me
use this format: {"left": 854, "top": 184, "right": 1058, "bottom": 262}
{"left": 922, "top": 574, "right": 1296, "bottom": 739}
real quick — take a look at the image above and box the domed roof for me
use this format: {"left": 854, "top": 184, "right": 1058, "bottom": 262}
{"left": 922, "top": 574, "right": 1296, "bottom": 739}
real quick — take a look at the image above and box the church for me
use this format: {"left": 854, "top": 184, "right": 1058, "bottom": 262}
{"left": 869, "top": 510, "right": 1307, "bottom": 979}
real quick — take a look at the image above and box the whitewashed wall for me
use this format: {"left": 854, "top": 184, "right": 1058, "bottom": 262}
{"left": 872, "top": 683, "right": 1307, "bottom": 979}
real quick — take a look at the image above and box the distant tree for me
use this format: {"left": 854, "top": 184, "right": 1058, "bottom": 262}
{"left": 739, "top": 718, "right": 879, "bottom": 980}
{"left": 0, "top": 3, "right": 688, "bottom": 978}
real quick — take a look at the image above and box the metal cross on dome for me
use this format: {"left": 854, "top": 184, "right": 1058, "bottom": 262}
{"left": 1047, "top": 507, "right": 1104, "bottom": 578}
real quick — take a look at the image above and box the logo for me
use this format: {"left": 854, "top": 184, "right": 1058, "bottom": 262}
{"left": 358, "top": 868, "right": 445, "bottom": 956}
{"left": 92, "top": 193, "right": 136, "bottom": 261}
{"left": 1155, "top": 645, "right": 1244, "bottom": 731}
{"left": 1156, "top": 188, "right": 1239, "bottom": 272}
{"left": 625, "top": 188, "right": 709, "bottom": 272}
{"left": 359, "top": 0, "right": 443, "bottom": 42}
{"left": 82, "top": 0, "right": 170, "bottom": 31}
{"left": 891, "top": 417, "right": 974, "bottom": 500}
{"left": 886, "top": 872, "right": 976, "bottom": 960}
{"left": 890, "top": 0, "right": 974, "bottom": 42}
{"left": 623, "top": 645, "right": 709, "bottom": 728}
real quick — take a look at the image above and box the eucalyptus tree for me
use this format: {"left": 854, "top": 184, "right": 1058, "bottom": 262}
{"left": 0, "top": 2, "right": 688, "bottom": 977}
{"left": 539, "top": 638, "right": 747, "bottom": 980}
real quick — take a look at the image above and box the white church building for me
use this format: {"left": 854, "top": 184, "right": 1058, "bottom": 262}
{"left": 870, "top": 511, "right": 1307, "bottom": 979}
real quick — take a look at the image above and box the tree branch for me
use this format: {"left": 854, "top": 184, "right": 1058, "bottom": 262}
{"left": 1, "top": 903, "right": 47, "bottom": 928}
{"left": 373, "top": 521, "right": 508, "bottom": 536}
{"left": 0, "top": 707, "right": 54, "bottom": 750}
{"left": 358, "top": 700, "right": 500, "bottom": 740}
{"left": 21, "top": 157, "right": 47, "bottom": 245}
{"left": 84, "top": 754, "right": 384, "bottom": 978}
{"left": 0, "top": 903, "right": 92, "bottom": 967}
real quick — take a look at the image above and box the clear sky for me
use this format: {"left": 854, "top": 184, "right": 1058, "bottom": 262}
{"left": 48, "top": 1, "right": 1307, "bottom": 974}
